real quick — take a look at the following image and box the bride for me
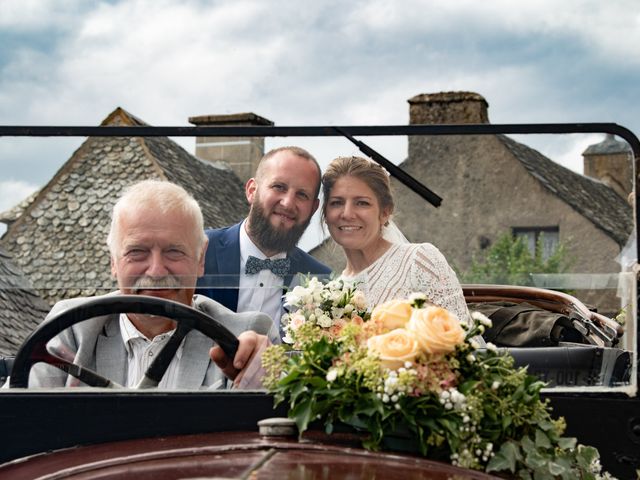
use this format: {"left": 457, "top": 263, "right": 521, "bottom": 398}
{"left": 321, "top": 156, "right": 470, "bottom": 324}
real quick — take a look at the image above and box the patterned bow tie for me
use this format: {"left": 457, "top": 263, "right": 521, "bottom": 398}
{"left": 245, "top": 255, "right": 291, "bottom": 277}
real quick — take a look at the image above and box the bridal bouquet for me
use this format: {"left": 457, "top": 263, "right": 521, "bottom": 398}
{"left": 263, "top": 278, "right": 614, "bottom": 479}
{"left": 279, "top": 277, "right": 370, "bottom": 345}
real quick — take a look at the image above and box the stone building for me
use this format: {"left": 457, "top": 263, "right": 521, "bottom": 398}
{"left": 311, "top": 92, "right": 633, "bottom": 314}
{"left": 0, "top": 107, "right": 249, "bottom": 306}
{"left": 0, "top": 246, "right": 49, "bottom": 356}
{"left": 189, "top": 112, "right": 274, "bottom": 184}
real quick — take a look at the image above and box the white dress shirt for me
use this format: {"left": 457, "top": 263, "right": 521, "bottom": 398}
{"left": 237, "top": 220, "right": 286, "bottom": 329}
{"left": 119, "top": 313, "right": 184, "bottom": 388}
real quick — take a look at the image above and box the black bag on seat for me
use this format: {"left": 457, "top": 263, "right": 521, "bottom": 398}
{"left": 468, "top": 301, "right": 588, "bottom": 347}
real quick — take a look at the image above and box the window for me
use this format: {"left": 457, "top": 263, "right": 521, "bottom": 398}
{"left": 512, "top": 227, "right": 559, "bottom": 261}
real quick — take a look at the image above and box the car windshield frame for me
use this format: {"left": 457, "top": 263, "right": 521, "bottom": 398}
{"left": 1, "top": 121, "right": 638, "bottom": 396}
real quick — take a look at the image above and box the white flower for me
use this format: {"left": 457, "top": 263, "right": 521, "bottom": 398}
{"left": 469, "top": 339, "right": 481, "bottom": 350}
{"left": 486, "top": 342, "right": 498, "bottom": 352}
{"left": 382, "top": 394, "right": 390, "bottom": 403}
{"left": 343, "top": 303, "right": 354, "bottom": 314}
{"left": 326, "top": 368, "right": 338, "bottom": 382}
{"left": 331, "top": 307, "right": 345, "bottom": 319}
{"left": 330, "top": 291, "right": 343, "bottom": 303}
{"left": 317, "top": 314, "right": 333, "bottom": 328}
{"left": 491, "top": 381, "right": 501, "bottom": 390}
{"left": 471, "top": 311, "right": 493, "bottom": 327}
{"left": 352, "top": 290, "right": 367, "bottom": 310}
{"left": 289, "top": 313, "right": 306, "bottom": 331}
{"left": 466, "top": 354, "right": 476, "bottom": 363}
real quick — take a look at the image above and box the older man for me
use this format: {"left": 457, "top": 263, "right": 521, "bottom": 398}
{"left": 30, "top": 180, "right": 276, "bottom": 389}
{"left": 197, "top": 146, "right": 331, "bottom": 338}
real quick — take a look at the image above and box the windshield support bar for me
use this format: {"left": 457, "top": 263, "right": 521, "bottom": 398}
{"left": 333, "top": 126, "right": 442, "bottom": 207}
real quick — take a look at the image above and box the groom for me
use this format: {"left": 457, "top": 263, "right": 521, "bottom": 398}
{"left": 197, "top": 146, "right": 331, "bottom": 340}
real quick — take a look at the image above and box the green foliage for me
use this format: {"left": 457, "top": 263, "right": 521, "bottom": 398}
{"left": 263, "top": 309, "right": 615, "bottom": 478}
{"left": 462, "top": 232, "right": 572, "bottom": 285}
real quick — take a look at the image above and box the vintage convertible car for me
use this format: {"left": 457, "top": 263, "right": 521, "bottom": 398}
{"left": 0, "top": 121, "right": 638, "bottom": 479}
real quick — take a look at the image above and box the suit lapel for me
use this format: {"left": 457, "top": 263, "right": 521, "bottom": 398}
{"left": 217, "top": 224, "right": 242, "bottom": 309}
{"left": 96, "top": 316, "right": 127, "bottom": 386}
{"left": 175, "top": 330, "right": 214, "bottom": 389}
{"left": 286, "top": 248, "right": 311, "bottom": 291}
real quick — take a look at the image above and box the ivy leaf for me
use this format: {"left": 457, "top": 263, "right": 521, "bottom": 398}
{"left": 525, "top": 448, "right": 548, "bottom": 469}
{"left": 517, "top": 468, "right": 533, "bottom": 480}
{"left": 535, "top": 429, "right": 552, "bottom": 449}
{"left": 521, "top": 436, "right": 536, "bottom": 456}
{"left": 576, "top": 445, "right": 599, "bottom": 470}
{"left": 557, "top": 436, "right": 577, "bottom": 450}
{"left": 531, "top": 468, "right": 554, "bottom": 480}
{"left": 501, "top": 414, "right": 513, "bottom": 430}
{"left": 290, "top": 398, "right": 314, "bottom": 433}
{"left": 550, "top": 456, "right": 572, "bottom": 477}
{"left": 487, "top": 441, "right": 521, "bottom": 473}
{"left": 537, "top": 419, "right": 554, "bottom": 431}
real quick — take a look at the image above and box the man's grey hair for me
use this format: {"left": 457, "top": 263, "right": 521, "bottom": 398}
{"left": 106, "top": 180, "right": 207, "bottom": 255}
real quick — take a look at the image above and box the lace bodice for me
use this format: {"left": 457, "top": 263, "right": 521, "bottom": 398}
{"left": 341, "top": 243, "right": 470, "bottom": 323}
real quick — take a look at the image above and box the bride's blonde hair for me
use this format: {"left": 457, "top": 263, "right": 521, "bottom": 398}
{"left": 321, "top": 156, "right": 395, "bottom": 223}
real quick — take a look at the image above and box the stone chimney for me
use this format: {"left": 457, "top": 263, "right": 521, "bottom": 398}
{"left": 408, "top": 91, "right": 489, "bottom": 124}
{"left": 582, "top": 134, "right": 633, "bottom": 200}
{"left": 189, "top": 112, "right": 274, "bottom": 184}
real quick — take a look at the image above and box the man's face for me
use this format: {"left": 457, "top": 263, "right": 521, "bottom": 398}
{"left": 110, "top": 207, "right": 206, "bottom": 307}
{"left": 245, "top": 151, "right": 320, "bottom": 254}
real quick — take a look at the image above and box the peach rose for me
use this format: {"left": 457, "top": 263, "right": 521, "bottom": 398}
{"left": 407, "top": 306, "right": 465, "bottom": 355}
{"left": 371, "top": 299, "right": 414, "bottom": 331}
{"left": 367, "top": 328, "right": 420, "bottom": 370}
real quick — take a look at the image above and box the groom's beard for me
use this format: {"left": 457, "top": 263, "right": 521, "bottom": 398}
{"left": 247, "top": 199, "right": 310, "bottom": 254}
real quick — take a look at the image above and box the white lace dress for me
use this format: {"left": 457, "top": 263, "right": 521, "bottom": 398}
{"left": 341, "top": 243, "right": 470, "bottom": 323}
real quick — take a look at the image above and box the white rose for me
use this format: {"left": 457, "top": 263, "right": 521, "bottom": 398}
{"left": 352, "top": 291, "right": 367, "bottom": 310}
{"left": 318, "top": 314, "right": 333, "bottom": 328}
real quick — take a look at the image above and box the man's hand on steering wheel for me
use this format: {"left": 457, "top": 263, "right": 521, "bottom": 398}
{"left": 210, "top": 331, "right": 270, "bottom": 388}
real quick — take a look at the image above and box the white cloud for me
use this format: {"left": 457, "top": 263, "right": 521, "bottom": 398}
{"left": 0, "top": 179, "right": 38, "bottom": 214}
{"left": 0, "top": 0, "right": 86, "bottom": 30}
{"left": 0, "top": 0, "right": 637, "bottom": 205}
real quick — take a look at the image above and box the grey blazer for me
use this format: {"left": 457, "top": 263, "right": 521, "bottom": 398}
{"left": 30, "top": 293, "right": 278, "bottom": 389}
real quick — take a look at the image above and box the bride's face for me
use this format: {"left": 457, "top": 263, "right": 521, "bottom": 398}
{"left": 325, "top": 175, "right": 390, "bottom": 251}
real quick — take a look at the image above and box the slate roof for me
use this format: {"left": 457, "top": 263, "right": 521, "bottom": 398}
{"left": 0, "top": 107, "right": 248, "bottom": 306}
{"left": 497, "top": 134, "right": 633, "bottom": 246}
{"left": 0, "top": 189, "right": 39, "bottom": 225}
{"left": 0, "top": 246, "right": 49, "bottom": 356}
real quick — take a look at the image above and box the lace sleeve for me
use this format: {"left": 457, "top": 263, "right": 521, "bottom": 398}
{"left": 409, "top": 243, "right": 470, "bottom": 324}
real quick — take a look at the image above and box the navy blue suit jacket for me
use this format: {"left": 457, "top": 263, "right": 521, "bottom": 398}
{"left": 196, "top": 222, "right": 332, "bottom": 313}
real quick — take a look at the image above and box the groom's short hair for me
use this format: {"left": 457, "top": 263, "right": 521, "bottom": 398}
{"left": 256, "top": 146, "right": 322, "bottom": 198}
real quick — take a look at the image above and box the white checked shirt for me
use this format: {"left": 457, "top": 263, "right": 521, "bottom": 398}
{"left": 237, "top": 220, "right": 286, "bottom": 328}
{"left": 119, "top": 313, "right": 184, "bottom": 388}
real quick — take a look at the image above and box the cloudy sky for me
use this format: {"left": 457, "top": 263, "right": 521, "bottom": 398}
{"left": 1, "top": 0, "right": 638, "bottom": 246}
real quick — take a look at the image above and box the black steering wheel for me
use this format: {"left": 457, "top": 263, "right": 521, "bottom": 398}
{"left": 10, "top": 295, "right": 239, "bottom": 389}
